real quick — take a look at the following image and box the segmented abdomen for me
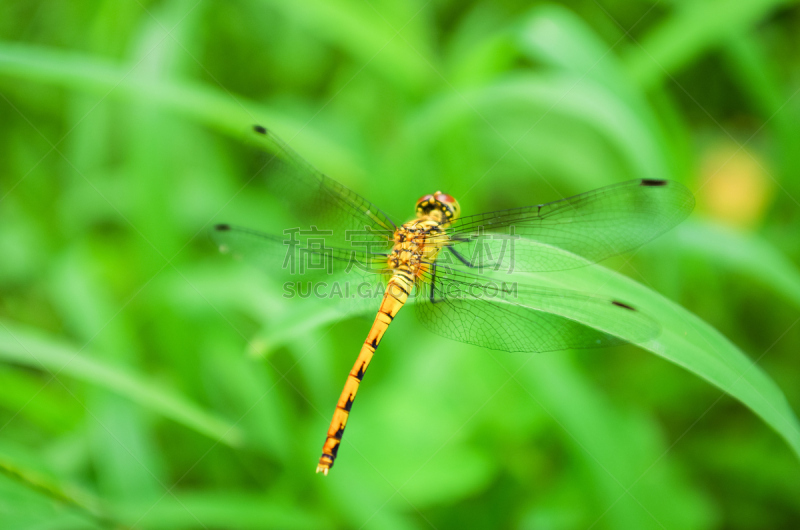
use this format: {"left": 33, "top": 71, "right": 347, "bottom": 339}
{"left": 316, "top": 270, "right": 414, "bottom": 474}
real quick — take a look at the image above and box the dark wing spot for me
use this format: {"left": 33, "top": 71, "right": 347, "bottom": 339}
{"left": 640, "top": 179, "right": 667, "bottom": 187}
{"left": 253, "top": 125, "right": 268, "bottom": 134}
{"left": 612, "top": 300, "right": 636, "bottom": 311}
{"left": 214, "top": 223, "right": 231, "bottom": 231}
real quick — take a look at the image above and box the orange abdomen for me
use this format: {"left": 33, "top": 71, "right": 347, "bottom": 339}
{"left": 316, "top": 270, "right": 413, "bottom": 474}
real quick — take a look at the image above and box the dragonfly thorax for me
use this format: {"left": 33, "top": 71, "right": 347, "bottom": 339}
{"left": 388, "top": 220, "right": 447, "bottom": 274}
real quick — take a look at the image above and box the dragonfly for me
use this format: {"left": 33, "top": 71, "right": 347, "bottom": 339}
{"left": 213, "top": 124, "right": 695, "bottom": 475}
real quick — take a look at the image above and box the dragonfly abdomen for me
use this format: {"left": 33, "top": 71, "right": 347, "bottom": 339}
{"left": 316, "top": 271, "right": 413, "bottom": 475}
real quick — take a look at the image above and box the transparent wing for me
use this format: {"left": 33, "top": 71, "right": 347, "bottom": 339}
{"left": 212, "top": 224, "right": 391, "bottom": 314}
{"left": 246, "top": 125, "right": 395, "bottom": 252}
{"left": 413, "top": 265, "right": 659, "bottom": 353}
{"left": 443, "top": 179, "right": 694, "bottom": 273}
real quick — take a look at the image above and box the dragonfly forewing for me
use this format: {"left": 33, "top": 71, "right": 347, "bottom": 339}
{"left": 246, "top": 126, "right": 396, "bottom": 251}
{"left": 444, "top": 179, "right": 694, "bottom": 273}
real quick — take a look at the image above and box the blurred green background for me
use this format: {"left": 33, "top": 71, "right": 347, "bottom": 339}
{"left": 2, "top": 0, "right": 800, "bottom": 528}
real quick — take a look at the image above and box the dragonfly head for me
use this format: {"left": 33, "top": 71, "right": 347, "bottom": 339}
{"left": 416, "top": 191, "right": 461, "bottom": 224}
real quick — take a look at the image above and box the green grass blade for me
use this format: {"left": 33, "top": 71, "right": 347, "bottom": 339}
{"left": 624, "top": 0, "right": 793, "bottom": 88}
{"left": 259, "top": 262, "right": 800, "bottom": 461}
{"left": 258, "top": 0, "right": 431, "bottom": 92}
{"left": 520, "top": 264, "right": 800, "bottom": 460}
{"left": 676, "top": 220, "right": 800, "bottom": 309}
{"left": 514, "top": 4, "right": 632, "bottom": 96}
{"left": 0, "top": 42, "right": 359, "bottom": 176}
{"left": 0, "top": 320, "right": 244, "bottom": 447}
{"left": 519, "top": 354, "right": 714, "bottom": 529}
{"left": 0, "top": 458, "right": 115, "bottom": 528}
{"left": 411, "top": 73, "right": 670, "bottom": 182}
{"left": 116, "top": 491, "right": 331, "bottom": 529}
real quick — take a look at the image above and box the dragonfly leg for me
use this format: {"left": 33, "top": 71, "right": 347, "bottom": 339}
{"left": 430, "top": 262, "right": 438, "bottom": 304}
{"left": 447, "top": 247, "right": 477, "bottom": 268}
{"left": 428, "top": 262, "right": 450, "bottom": 305}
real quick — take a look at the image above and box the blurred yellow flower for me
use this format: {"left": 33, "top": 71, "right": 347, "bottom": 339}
{"left": 698, "top": 143, "right": 773, "bottom": 229}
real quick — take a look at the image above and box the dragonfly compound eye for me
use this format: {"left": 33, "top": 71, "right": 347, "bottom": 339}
{"left": 434, "top": 192, "right": 461, "bottom": 221}
{"left": 416, "top": 194, "right": 435, "bottom": 210}
{"left": 416, "top": 191, "right": 461, "bottom": 222}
